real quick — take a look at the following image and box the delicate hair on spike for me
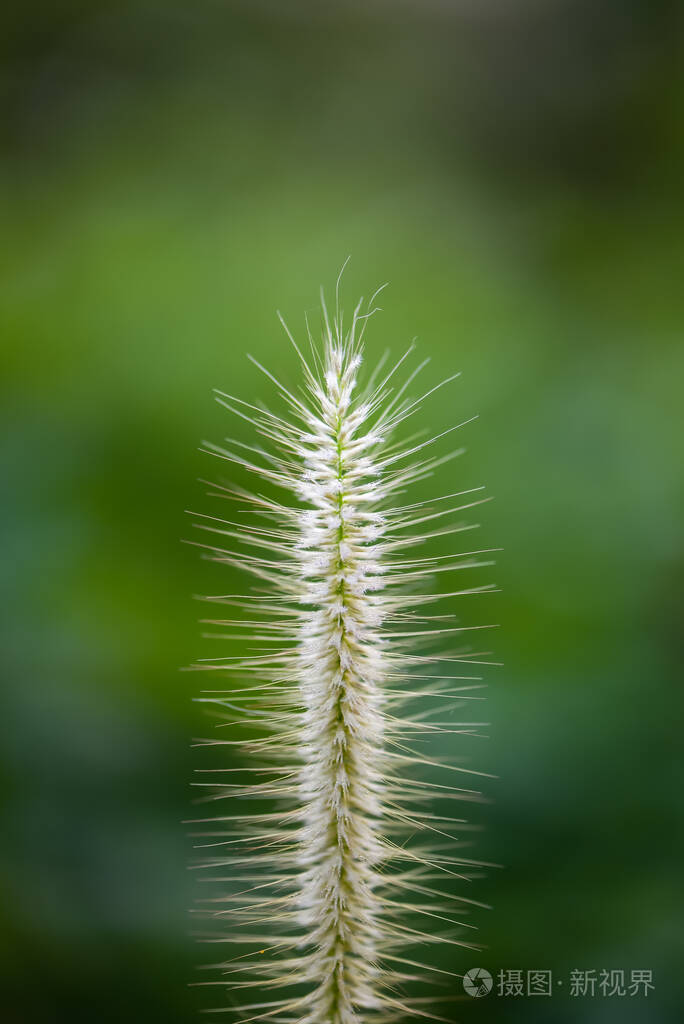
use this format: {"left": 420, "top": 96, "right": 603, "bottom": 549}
{"left": 187, "top": 276, "right": 497, "bottom": 1023}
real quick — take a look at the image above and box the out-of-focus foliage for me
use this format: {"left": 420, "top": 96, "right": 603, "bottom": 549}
{"left": 1, "top": 2, "right": 683, "bottom": 1021}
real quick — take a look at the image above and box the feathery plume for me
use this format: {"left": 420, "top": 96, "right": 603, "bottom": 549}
{"left": 188, "top": 278, "right": 496, "bottom": 1023}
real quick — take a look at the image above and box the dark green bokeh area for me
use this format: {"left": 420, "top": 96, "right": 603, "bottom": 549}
{"left": 2, "top": 2, "right": 683, "bottom": 1022}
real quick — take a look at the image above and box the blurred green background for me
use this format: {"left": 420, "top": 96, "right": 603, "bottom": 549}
{"left": 1, "top": 2, "right": 683, "bottom": 1022}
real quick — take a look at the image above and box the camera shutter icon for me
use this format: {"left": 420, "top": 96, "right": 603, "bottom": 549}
{"left": 463, "top": 968, "right": 493, "bottom": 997}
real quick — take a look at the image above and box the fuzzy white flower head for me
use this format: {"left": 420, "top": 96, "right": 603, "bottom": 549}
{"left": 189, "top": 277, "right": 497, "bottom": 1024}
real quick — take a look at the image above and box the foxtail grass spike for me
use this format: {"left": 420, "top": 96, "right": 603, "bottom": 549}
{"left": 189, "top": 280, "right": 495, "bottom": 1024}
